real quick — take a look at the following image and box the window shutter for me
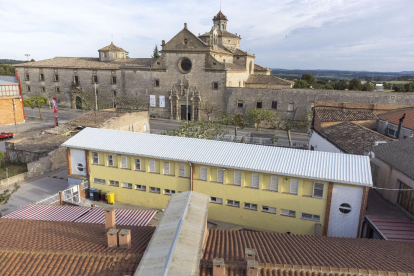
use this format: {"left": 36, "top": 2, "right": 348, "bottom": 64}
{"left": 270, "top": 176, "right": 278, "bottom": 191}
{"left": 164, "top": 162, "right": 170, "bottom": 175}
{"left": 252, "top": 174, "right": 259, "bottom": 188}
{"left": 312, "top": 182, "right": 324, "bottom": 198}
{"left": 200, "top": 167, "right": 207, "bottom": 181}
{"left": 179, "top": 164, "right": 186, "bottom": 177}
{"left": 121, "top": 156, "right": 127, "bottom": 168}
{"left": 290, "top": 179, "right": 299, "bottom": 194}
{"left": 217, "top": 169, "right": 223, "bottom": 183}
{"left": 149, "top": 160, "right": 156, "bottom": 173}
{"left": 234, "top": 171, "right": 241, "bottom": 186}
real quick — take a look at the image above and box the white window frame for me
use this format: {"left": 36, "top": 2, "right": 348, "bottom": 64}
{"left": 135, "top": 184, "right": 146, "bottom": 191}
{"left": 226, "top": 200, "right": 240, "bottom": 207}
{"left": 93, "top": 178, "right": 105, "bottom": 185}
{"left": 92, "top": 152, "right": 99, "bottom": 164}
{"left": 149, "top": 160, "right": 156, "bottom": 173}
{"left": 251, "top": 173, "right": 259, "bottom": 189}
{"left": 164, "top": 161, "right": 170, "bottom": 175}
{"left": 312, "top": 182, "right": 324, "bottom": 199}
{"left": 179, "top": 163, "right": 186, "bottom": 177}
{"left": 122, "top": 182, "right": 132, "bottom": 189}
{"left": 164, "top": 189, "right": 176, "bottom": 195}
{"left": 200, "top": 166, "right": 207, "bottom": 181}
{"left": 109, "top": 180, "right": 119, "bottom": 187}
{"left": 300, "top": 212, "right": 320, "bottom": 222}
{"left": 217, "top": 169, "right": 224, "bottom": 183}
{"left": 108, "top": 154, "right": 114, "bottom": 166}
{"left": 387, "top": 128, "right": 397, "bottom": 137}
{"left": 262, "top": 206, "right": 276, "bottom": 214}
{"left": 270, "top": 176, "right": 279, "bottom": 192}
{"left": 289, "top": 179, "right": 299, "bottom": 195}
{"left": 280, "top": 209, "right": 296, "bottom": 217}
{"left": 150, "top": 187, "right": 160, "bottom": 194}
{"left": 210, "top": 197, "right": 223, "bottom": 204}
{"left": 135, "top": 158, "right": 141, "bottom": 170}
{"left": 234, "top": 171, "right": 241, "bottom": 186}
{"left": 244, "top": 203, "right": 258, "bottom": 211}
{"left": 121, "top": 156, "right": 128, "bottom": 169}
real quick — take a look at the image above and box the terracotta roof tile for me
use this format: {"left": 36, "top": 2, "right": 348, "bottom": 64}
{"left": 246, "top": 75, "right": 293, "bottom": 86}
{"left": 378, "top": 108, "right": 414, "bottom": 130}
{"left": 319, "top": 122, "right": 394, "bottom": 155}
{"left": 316, "top": 108, "right": 378, "bottom": 122}
{"left": 98, "top": 42, "right": 127, "bottom": 52}
{"left": 255, "top": 64, "right": 270, "bottom": 71}
{"left": 199, "top": 30, "right": 240, "bottom": 38}
{"left": 213, "top": 11, "right": 228, "bottom": 21}
{"left": 225, "top": 63, "right": 246, "bottom": 71}
{"left": 233, "top": 48, "right": 254, "bottom": 56}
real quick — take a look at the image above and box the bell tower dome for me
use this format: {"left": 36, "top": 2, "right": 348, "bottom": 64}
{"left": 213, "top": 11, "right": 228, "bottom": 31}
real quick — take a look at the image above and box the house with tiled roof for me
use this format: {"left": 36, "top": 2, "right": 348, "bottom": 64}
{"left": 314, "top": 108, "right": 378, "bottom": 131}
{"left": 377, "top": 108, "right": 414, "bottom": 139}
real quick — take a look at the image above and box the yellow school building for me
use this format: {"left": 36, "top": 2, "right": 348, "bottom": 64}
{"left": 62, "top": 127, "right": 372, "bottom": 237}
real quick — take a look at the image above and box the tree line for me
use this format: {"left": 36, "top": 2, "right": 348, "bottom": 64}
{"left": 293, "top": 74, "right": 375, "bottom": 91}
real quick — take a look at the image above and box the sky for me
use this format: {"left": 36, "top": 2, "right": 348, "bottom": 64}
{"left": 1, "top": 0, "right": 413, "bottom": 72}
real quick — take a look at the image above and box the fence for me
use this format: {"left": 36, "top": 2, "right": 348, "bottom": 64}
{"left": 36, "top": 181, "right": 89, "bottom": 206}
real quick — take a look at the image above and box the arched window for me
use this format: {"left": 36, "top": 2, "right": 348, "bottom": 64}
{"left": 222, "top": 24, "right": 224, "bottom": 30}
{"left": 217, "top": 24, "right": 220, "bottom": 30}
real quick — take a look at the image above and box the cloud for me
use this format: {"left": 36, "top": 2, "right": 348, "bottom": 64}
{"left": 1, "top": 0, "right": 413, "bottom": 71}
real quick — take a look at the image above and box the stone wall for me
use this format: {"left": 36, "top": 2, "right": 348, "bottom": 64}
{"left": 100, "top": 111, "right": 150, "bottom": 133}
{"left": 0, "top": 98, "right": 25, "bottom": 125}
{"left": 27, "top": 146, "right": 66, "bottom": 177}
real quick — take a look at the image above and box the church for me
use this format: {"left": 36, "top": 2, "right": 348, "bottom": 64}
{"left": 15, "top": 11, "right": 293, "bottom": 120}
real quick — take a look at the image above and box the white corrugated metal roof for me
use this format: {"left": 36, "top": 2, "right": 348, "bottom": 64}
{"left": 62, "top": 128, "right": 373, "bottom": 186}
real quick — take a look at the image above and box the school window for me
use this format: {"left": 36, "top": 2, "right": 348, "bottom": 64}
{"left": 290, "top": 179, "right": 299, "bottom": 195}
{"left": 135, "top": 184, "right": 146, "bottom": 191}
{"left": 288, "top": 103, "right": 294, "bottom": 111}
{"left": 55, "top": 87, "right": 60, "bottom": 93}
{"left": 39, "top": 74, "right": 44, "bottom": 81}
{"left": 27, "top": 86, "right": 31, "bottom": 92}
{"left": 256, "top": 102, "right": 262, "bottom": 109}
{"left": 217, "top": 169, "right": 224, "bottom": 183}
{"left": 154, "top": 79, "right": 160, "bottom": 87}
{"left": 210, "top": 197, "right": 223, "bottom": 204}
{"left": 234, "top": 171, "right": 241, "bottom": 186}
{"left": 212, "top": 82, "right": 219, "bottom": 90}
{"left": 227, "top": 200, "right": 240, "bottom": 207}
{"left": 280, "top": 209, "right": 296, "bottom": 218}
{"left": 122, "top": 182, "right": 132, "bottom": 189}
{"left": 164, "top": 162, "right": 170, "bottom": 175}
{"left": 312, "top": 182, "right": 324, "bottom": 198}
{"left": 237, "top": 100, "right": 243, "bottom": 108}
{"left": 244, "top": 203, "right": 258, "bottom": 211}
{"left": 300, "top": 213, "right": 320, "bottom": 222}
{"left": 93, "top": 178, "right": 105, "bottom": 185}
{"left": 92, "top": 75, "right": 98, "bottom": 83}
{"left": 92, "top": 152, "right": 99, "bottom": 164}
{"left": 121, "top": 156, "right": 128, "bottom": 169}
{"left": 179, "top": 163, "right": 186, "bottom": 177}
{"left": 109, "top": 180, "right": 119, "bottom": 187}
{"left": 135, "top": 158, "right": 141, "bottom": 170}
{"left": 271, "top": 101, "right": 277, "bottom": 109}
{"left": 200, "top": 166, "right": 207, "bottom": 181}
{"left": 149, "top": 160, "right": 156, "bottom": 173}
{"left": 54, "top": 74, "right": 59, "bottom": 82}
{"left": 270, "top": 176, "right": 278, "bottom": 192}
{"left": 25, "top": 74, "right": 30, "bottom": 81}
{"left": 112, "top": 76, "right": 117, "bottom": 84}
{"left": 262, "top": 206, "right": 276, "bottom": 214}
{"left": 251, "top": 174, "right": 259, "bottom": 189}
{"left": 164, "top": 189, "right": 175, "bottom": 195}
{"left": 108, "top": 154, "right": 114, "bottom": 166}
{"left": 150, "top": 187, "right": 160, "bottom": 194}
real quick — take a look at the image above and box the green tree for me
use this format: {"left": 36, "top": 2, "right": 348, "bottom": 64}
{"left": 0, "top": 184, "right": 20, "bottom": 216}
{"left": 301, "top": 74, "right": 315, "bottom": 86}
{"left": 30, "top": 59, "right": 35, "bottom": 62}
{"left": 162, "top": 120, "right": 227, "bottom": 140}
{"left": 23, "top": 96, "right": 48, "bottom": 119}
{"left": 324, "top": 82, "right": 334, "bottom": 90}
{"left": 270, "top": 111, "right": 312, "bottom": 147}
{"left": 151, "top": 45, "right": 161, "bottom": 58}
{"left": 293, "top": 80, "right": 310, "bottom": 89}
{"left": 404, "top": 82, "right": 414, "bottom": 92}
{"left": 349, "top": 78, "right": 362, "bottom": 90}
{"left": 333, "top": 80, "right": 348, "bottom": 90}
{"left": 361, "top": 81, "right": 374, "bottom": 91}
{"left": 0, "top": 152, "right": 4, "bottom": 167}
{"left": 200, "top": 102, "right": 220, "bottom": 121}
{"left": 219, "top": 111, "right": 248, "bottom": 137}
{"left": 245, "top": 108, "right": 274, "bottom": 131}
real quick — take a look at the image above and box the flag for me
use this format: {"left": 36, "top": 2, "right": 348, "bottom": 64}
{"left": 52, "top": 98, "right": 58, "bottom": 113}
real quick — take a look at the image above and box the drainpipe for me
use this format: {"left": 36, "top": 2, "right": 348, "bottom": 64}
{"left": 396, "top": 113, "right": 406, "bottom": 139}
{"left": 189, "top": 162, "right": 193, "bottom": 191}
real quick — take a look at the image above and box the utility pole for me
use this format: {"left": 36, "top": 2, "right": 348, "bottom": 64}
{"left": 24, "top": 54, "right": 30, "bottom": 61}
{"left": 186, "top": 89, "right": 189, "bottom": 124}
{"left": 12, "top": 100, "right": 17, "bottom": 134}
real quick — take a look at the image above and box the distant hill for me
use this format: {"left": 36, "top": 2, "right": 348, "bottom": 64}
{"left": 0, "top": 59, "right": 26, "bottom": 65}
{"left": 271, "top": 69, "right": 414, "bottom": 82}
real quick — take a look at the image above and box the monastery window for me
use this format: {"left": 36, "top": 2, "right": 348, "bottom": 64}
{"left": 154, "top": 79, "right": 160, "bottom": 87}
{"left": 41, "top": 87, "right": 46, "bottom": 93}
{"left": 227, "top": 200, "right": 240, "bottom": 207}
{"left": 112, "top": 76, "right": 117, "bottom": 84}
{"left": 256, "top": 102, "right": 262, "bottom": 109}
{"left": 122, "top": 182, "right": 133, "bottom": 189}
{"left": 280, "top": 209, "right": 296, "bottom": 218}
{"left": 288, "top": 103, "right": 294, "bottom": 112}
{"left": 212, "top": 82, "right": 219, "bottom": 90}
{"left": 150, "top": 187, "right": 160, "bottom": 194}
{"left": 289, "top": 179, "right": 299, "bottom": 195}
{"left": 92, "top": 75, "right": 98, "bottom": 84}
{"left": 237, "top": 57, "right": 240, "bottom": 60}
{"left": 262, "top": 206, "right": 276, "bottom": 214}
{"left": 27, "top": 86, "right": 30, "bottom": 92}
{"left": 210, "top": 197, "right": 223, "bottom": 204}
{"left": 104, "top": 52, "right": 108, "bottom": 58}
{"left": 93, "top": 178, "right": 106, "bottom": 185}
{"left": 74, "top": 76, "right": 79, "bottom": 86}
{"left": 244, "top": 203, "right": 258, "bottom": 211}
{"left": 109, "top": 180, "right": 119, "bottom": 187}
{"left": 108, "top": 154, "right": 114, "bottom": 166}
{"left": 271, "top": 101, "right": 277, "bottom": 109}
{"left": 113, "top": 90, "right": 116, "bottom": 97}
{"left": 222, "top": 24, "right": 224, "bottom": 30}
{"left": 54, "top": 74, "right": 59, "bottom": 82}
{"left": 39, "top": 74, "right": 44, "bottom": 81}
{"left": 92, "top": 152, "right": 99, "bottom": 164}
{"left": 55, "top": 87, "right": 60, "bottom": 93}
{"left": 300, "top": 213, "right": 320, "bottom": 222}
{"left": 25, "top": 74, "right": 30, "bottom": 81}
{"left": 164, "top": 189, "right": 175, "bottom": 195}
{"left": 312, "top": 182, "right": 324, "bottom": 199}
{"left": 135, "top": 185, "right": 146, "bottom": 191}
{"left": 178, "top": 57, "right": 192, "bottom": 74}
{"left": 200, "top": 166, "right": 207, "bottom": 181}
{"left": 157, "top": 62, "right": 160, "bottom": 65}
{"left": 184, "top": 38, "right": 188, "bottom": 44}
{"left": 213, "top": 62, "right": 216, "bottom": 65}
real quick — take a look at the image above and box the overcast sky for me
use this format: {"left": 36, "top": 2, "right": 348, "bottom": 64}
{"left": 1, "top": 0, "right": 413, "bottom": 72}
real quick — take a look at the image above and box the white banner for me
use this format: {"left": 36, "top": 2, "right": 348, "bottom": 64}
{"left": 159, "top": 96, "right": 165, "bottom": 108}
{"left": 150, "top": 95, "right": 156, "bottom": 107}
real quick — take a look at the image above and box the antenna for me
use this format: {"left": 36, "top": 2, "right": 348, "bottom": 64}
{"left": 111, "top": 34, "right": 113, "bottom": 43}
{"left": 220, "top": 0, "right": 221, "bottom": 11}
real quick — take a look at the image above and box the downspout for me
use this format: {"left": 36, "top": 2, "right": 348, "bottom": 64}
{"left": 189, "top": 162, "right": 193, "bottom": 191}
{"left": 396, "top": 113, "right": 406, "bottom": 139}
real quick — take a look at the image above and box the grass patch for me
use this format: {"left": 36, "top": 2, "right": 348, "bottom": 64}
{"left": 0, "top": 162, "right": 27, "bottom": 180}
{"left": 385, "top": 81, "right": 411, "bottom": 84}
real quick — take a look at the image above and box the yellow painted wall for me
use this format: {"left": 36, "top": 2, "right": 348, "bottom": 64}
{"left": 82, "top": 149, "right": 331, "bottom": 235}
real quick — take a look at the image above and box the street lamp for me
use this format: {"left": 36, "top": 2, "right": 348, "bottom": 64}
{"left": 25, "top": 54, "right": 30, "bottom": 61}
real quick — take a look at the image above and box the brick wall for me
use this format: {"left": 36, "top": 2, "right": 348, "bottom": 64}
{"left": 0, "top": 98, "right": 25, "bottom": 125}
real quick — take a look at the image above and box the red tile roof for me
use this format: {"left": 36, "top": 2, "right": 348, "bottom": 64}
{"left": 213, "top": 11, "right": 228, "bottom": 21}
{"left": 316, "top": 108, "right": 378, "bottom": 122}
{"left": 201, "top": 229, "right": 414, "bottom": 274}
{"left": 379, "top": 108, "right": 414, "bottom": 130}
{"left": 99, "top": 42, "right": 127, "bottom": 52}
{"left": 246, "top": 75, "right": 293, "bottom": 86}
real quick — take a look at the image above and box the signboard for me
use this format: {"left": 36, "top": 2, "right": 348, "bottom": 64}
{"left": 159, "top": 96, "right": 165, "bottom": 108}
{"left": 52, "top": 98, "right": 58, "bottom": 113}
{"left": 150, "top": 95, "right": 156, "bottom": 107}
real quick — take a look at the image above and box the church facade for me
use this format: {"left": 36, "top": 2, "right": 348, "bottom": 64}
{"left": 15, "top": 11, "right": 293, "bottom": 120}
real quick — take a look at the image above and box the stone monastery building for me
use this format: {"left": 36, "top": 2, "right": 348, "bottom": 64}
{"left": 15, "top": 11, "right": 293, "bottom": 120}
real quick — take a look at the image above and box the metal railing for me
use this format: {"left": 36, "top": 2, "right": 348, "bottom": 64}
{"left": 36, "top": 193, "right": 60, "bottom": 205}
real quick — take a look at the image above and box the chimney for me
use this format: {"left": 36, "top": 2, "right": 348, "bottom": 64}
{"left": 105, "top": 208, "right": 116, "bottom": 233}
{"left": 118, "top": 229, "right": 131, "bottom": 249}
{"left": 184, "top": 23, "right": 187, "bottom": 29}
{"left": 212, "top": 258, "right": 225, "bottom": 276}
{"left": 107, "top": 228, "right": 120, "bottom": 248}
{"left": 245, "top": 248, "right": 256, "bottom": 261}
{"left": 396, "top": 113, "right": 406, "bottom": 139}
{"left": 246, "top": 260, "right": 259, "bottom": 276}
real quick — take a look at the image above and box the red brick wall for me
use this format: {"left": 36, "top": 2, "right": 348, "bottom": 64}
{"left": 0, "top": 98, "right": 25, "bottom": 125}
